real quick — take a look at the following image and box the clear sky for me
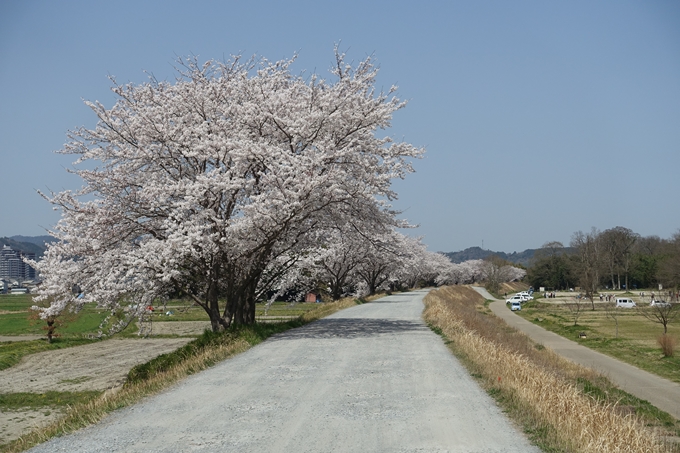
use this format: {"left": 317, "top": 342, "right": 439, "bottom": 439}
{"left": 1, "top": 0, "right": 678, "bottom": 253}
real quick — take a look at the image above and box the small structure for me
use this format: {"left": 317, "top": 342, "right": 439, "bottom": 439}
{"left": 305, "top": 292, "right": 321, "bottom": 303}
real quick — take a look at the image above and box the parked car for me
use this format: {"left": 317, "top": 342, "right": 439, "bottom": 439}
{"left": 650, "top": 300, "right": 671, "bottom": 308}
{"left": 615, "top": 297, "right": 636, "bottom": 308}
{"left": 510, "top": 301, "right": 522, "bottom": 311}
{"left": 506, "top": 295, "right": 526, "bottom": 304}
{"left": 517, "top": 291, "right": 534, "bottom": 300}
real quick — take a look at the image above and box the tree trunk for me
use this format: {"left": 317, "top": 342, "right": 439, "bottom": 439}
{"left": 232, "top": 298, "right": 246, "bottom": 325}
{"left": 46, "top": 319, "right": 55, "bottom": 343}
{"left": 207, "top": 282, "right": 223, "bottom": 333}
{"left": 230, "top": 283, "right": 258, "bottom": 326}
{"left": 331, "top": 282, "right": 343, "bottom": 300}
{"left": 206, "top": 262, "right": 227, "bottom": 332}
{"left": 244, "top": 293, "right": 256, "bottom": 324}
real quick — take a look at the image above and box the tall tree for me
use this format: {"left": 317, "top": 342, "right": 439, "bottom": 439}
{"left": 630, "top": 235, "right": 667, "bottom": 289}
{"left": 481, "top": 255, "right": 521, "bottom": 294}
{"left": 33, "top": 50, "right": 422, "bottom": 332}
{"left": 658, "top": 231, "right": 680, "bottom": 289}
{"left": 527, "top": 241, "right": 573, "bottom": 290}
{"left": 571, "top": 228, "right": 601, "bottom": 310}
{"left": 600, "top": 227, "right": 639, "bottom": 290}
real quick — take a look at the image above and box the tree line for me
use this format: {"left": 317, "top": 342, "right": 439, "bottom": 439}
{"left": 527, "top": 226, "right": 680, "bottom": 297}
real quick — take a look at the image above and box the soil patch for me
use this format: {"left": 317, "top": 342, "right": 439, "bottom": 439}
{"left": 0, "top": 409, "right": 63, "bottom": 447}
{"left": 0, "top": 338, "right": 192, "bottom": 394}
{"left": 0, "top": 337, "right": 192, "bottom": 447}
{"left": 149, "top": 321, "right": 211, "bottom": 336}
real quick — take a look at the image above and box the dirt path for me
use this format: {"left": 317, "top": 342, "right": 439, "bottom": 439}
{"left": 474, "top": 286, "right": 680, "bottom": 420}
{"left": 26, "top": 290, "right": 540, "bottom": 452}
{"left": 0, "top": 335, "right": 44, "bottom": 342}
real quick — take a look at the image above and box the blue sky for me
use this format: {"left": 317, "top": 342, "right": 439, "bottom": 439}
{"left": 1, "top": 0, "right": 679, "bottom": 253}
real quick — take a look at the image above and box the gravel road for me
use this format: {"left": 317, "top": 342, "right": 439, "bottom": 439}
{"left": 28, "top": 290, "right": 539, "bottom": 452}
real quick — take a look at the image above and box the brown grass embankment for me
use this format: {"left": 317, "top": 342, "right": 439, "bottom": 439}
{"left": 424, "top": 286, "right": 672, "bottom": 453}
{"left": 497, "top": 281, "right": 529, "bottom": 296}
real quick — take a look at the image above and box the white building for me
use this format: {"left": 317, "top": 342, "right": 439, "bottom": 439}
{"left": 0, "top": 245, "right": 36, "bottom": 281}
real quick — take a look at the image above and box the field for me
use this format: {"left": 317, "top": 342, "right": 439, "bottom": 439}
{"left": 0, "top": 295, "right": 107, "bottom": 337}
{"left": 0, "top": 294, "right": 326, "bottom": 340}
{"left": 514, "top": 291, "right": 680, "bottom": 383}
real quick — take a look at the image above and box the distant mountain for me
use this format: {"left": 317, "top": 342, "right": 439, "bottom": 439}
{"left": 10, "top": 235, "right": 56, "bottom": 247}
{"left": 441, "top": 246, "right": 537, "bottom": 267}
{"left": 1, "top": 235, "right": 55, "bottom": 257}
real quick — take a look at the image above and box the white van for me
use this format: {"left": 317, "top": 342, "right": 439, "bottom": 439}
{"left": 615, "top": 297, "right": 636, "bottom": 308}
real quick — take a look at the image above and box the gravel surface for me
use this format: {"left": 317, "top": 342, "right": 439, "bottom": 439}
{"left": 27, "top": 290, "right": 540, "bottom": 452}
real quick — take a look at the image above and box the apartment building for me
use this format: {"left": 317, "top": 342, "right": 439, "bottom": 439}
{"left": 0, "top": 245, "right": 36, "bottom": 280}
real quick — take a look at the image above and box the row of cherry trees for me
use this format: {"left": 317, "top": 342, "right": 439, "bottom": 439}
{"left": 435, "top": 258, "right": 526, "bottom": 288}
{"left": 32, "top": 50, "right": 525, "bottom": 333}
{"left": 294, "top": 229, "right": 455, "bottom": 300}
{"left": 302, "top": 237, "right": 527, "bottom": 300}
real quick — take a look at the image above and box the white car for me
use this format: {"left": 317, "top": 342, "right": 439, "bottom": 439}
{"left": 650, "top": 300, "right": 671, "bottom": 308}
{"left": 518, "top": 291, "right": 534, "bottom": 300}
{"left": 510, "top": 301, "right": 522, "bottom": 311}
{"left": 506, "top": 295, "right": 526, "bottom": 304}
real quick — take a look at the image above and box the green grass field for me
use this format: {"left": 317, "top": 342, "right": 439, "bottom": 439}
{"left": 0, "top": 294, "right": 109, "bottom": 337}
{"left": 516, "top": 296, "right": 680, "bottom": 384}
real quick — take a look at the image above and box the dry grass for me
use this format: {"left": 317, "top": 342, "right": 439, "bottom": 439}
{"left": 424, "top": 286, "right": 672, "bottom": 453}
{"left": 2, "top": 296, "right": 362, "bottom": 453}
{"left": 658, "top": 335, "right": 676, "bottom": 358}
{"left": 498, "top": 281, "right": 530, "bottom": 296}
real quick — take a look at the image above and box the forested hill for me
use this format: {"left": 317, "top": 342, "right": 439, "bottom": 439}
{"left": 0, "top": 236, "right": 55, "bottom": 257}
{"left": 441, "top": 247, "right": 537, "bottom": 267}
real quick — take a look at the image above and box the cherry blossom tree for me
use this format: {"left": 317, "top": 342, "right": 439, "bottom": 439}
{"left": 353, "top": 231, "right": 408, "bottom": 295}
{"left": 397, "top": 240, "right": 453, "bottom": 289}
{"left": 435, "top": 258, "right": 524, "bottom": 287}
{"left": 316, "top": 230, "right": 425, "bottom": 296}
{"left": 309, "top": 226, "right": 383, "bottom": 300}
{"left": 33, "top": 49, "right": 422, "bottom": 332}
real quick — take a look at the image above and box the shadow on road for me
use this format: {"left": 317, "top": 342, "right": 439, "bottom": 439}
{"left": 270, "top": 317, "right": 428, "bottom": 341}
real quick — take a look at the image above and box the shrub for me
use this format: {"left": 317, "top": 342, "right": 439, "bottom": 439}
{"left": 657, "top": 334, "right": 676, "bottom": 357}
